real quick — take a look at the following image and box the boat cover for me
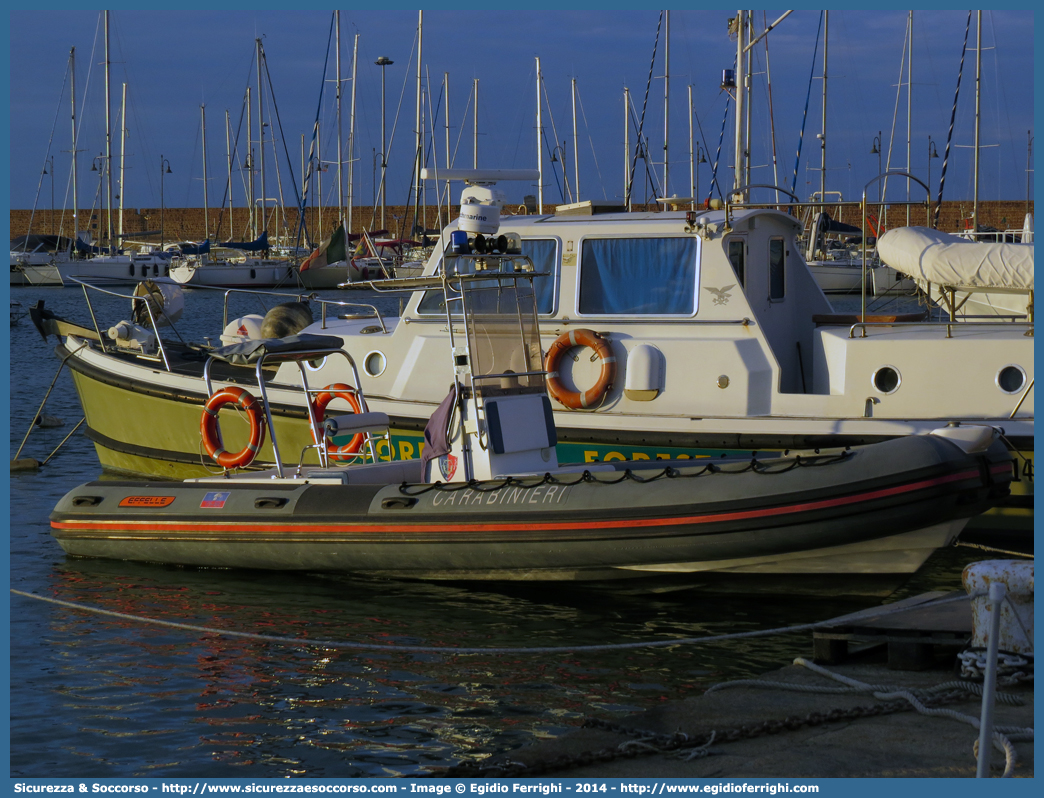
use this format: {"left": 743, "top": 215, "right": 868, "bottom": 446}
{"left": 219, "top": 231, "right": 269, "bottom": 252}
{"left": 878, "top": 226, "right": 1034, "bottom": 290}
{"left": 208, "top": 333, "right": 346, "bottom": 366}
{"left": 179, "top": 240, "right": 211, "bottom": 255}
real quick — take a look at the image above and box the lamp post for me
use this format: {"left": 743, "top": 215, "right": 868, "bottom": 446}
{"left": 375, "top": 56, "right": 394, "bottom": 229}
{"left": 160, "top": 156, "right": 172, "bottom": 250}
{"left": 927, "top": 136, "right": 939, "bottom": 222}
{"left": 43, "top": 156, "right": 54, "bottom": 234}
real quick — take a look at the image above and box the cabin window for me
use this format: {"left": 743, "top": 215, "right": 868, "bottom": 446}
{"left": 578, "top": 237, "right": 698, "bottom": 315}
{"left": 417, "top": 238, "right": 558, "bottom": 315}
{"left": 769, "top": 237, "right": 785, "bottom": 300}
{"left": 727, "top": 238, "right": 745, "bottom": 286}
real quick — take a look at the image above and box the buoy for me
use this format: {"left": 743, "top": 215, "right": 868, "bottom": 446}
{"left": 11, "top": 458, "right": 41, "bottom": 471}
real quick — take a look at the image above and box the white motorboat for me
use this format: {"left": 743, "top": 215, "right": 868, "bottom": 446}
{"left": 30, "top": 172, "right": 1034, "bottom": 530}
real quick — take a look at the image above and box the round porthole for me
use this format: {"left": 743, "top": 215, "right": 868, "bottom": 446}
{"left": 364, "top": 350, "right": 387, "bottom": 377}
{"left": 303, "top": 356, "right": 328, "bottom": 372}
{"left": 872, "top": 365, "right": 901, "bottom": 394}
{"left": 997, "top": 364, "right": 1026, "bottom": 394}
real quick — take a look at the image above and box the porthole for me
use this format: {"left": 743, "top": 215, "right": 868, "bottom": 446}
{"left": 303, "top": 356, "right": 328, "bottom": 372}
{"left": 997, "top": 364, "right": 1026, "bottom": 394}
{"left": 364, "top": 350, "right": 387, "bottom": 378}
{"left": 872, "top": 365, "right": 901, "bottom": 394}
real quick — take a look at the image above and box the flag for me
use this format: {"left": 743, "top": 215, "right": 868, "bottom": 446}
{"left": 300, "top": 224, "right": 347, "bottom": 271}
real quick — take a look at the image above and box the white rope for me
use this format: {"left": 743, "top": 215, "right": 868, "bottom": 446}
{"left": 10, "top": 588, "right": 984, "bottom": 656}
{"left": 794, "top": 657, "right": 1033, "bottom": 778}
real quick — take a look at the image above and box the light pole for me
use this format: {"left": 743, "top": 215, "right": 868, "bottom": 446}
{"left": 375, "top": 56, "right": 393, "bottom": 229}
{"left": 160, "top": 156, "right": 172, "bottom": 250}
{"left": 43, "top": 156, "right": 54, "bottom": 234}
{"left": 927, "top": 136, "right": 939, "bottom": 222}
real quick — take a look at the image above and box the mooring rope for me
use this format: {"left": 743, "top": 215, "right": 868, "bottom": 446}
{"left": 10, "top": 588, "right": 981, "bottom": 656}
{"left": 792, "top": 658, "right": 1033, "bottom": 778}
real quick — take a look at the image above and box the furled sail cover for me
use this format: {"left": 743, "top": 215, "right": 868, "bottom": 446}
{"left": 878, "top": 226, "right": 1033, "bottom": 290}
{"left": 219, "top": 231, "right": 269, "bottom": 252}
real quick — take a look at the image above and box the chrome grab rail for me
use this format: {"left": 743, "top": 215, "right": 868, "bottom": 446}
{"left": 70, "top": 278, "right": 173, "bottom": 371}
{"left": 848, "top": 320, "right": 1034, "bottom": 339}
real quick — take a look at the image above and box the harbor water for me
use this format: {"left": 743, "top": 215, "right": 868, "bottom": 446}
{"left": 9, "top": 283, "right": 994, "bottom": 778}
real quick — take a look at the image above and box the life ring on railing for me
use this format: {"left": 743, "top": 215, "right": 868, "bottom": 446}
{"left": 544, "top": 329, "right": 616, "bottom": 409}
{"left": 312, "top": 383, "right": 364, "bottom": 461}
{"left": 200, "top": 386, "right": 266, "bottom": 469}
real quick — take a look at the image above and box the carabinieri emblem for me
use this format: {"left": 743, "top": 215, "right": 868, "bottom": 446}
{"left": 704, "top": 284, "right": 735, "bottom": 306}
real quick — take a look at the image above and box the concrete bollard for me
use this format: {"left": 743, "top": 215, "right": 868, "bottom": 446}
{"left": 962, "top": 560, "right": 1034, "bottom": 654}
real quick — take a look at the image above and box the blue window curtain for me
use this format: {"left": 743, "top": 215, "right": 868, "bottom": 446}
{"left": 578, "top": 238, "right": 698, "bottom": 315}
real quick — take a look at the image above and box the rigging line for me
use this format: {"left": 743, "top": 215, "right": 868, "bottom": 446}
{"left": 424, "top": 67, "right": 447, "bottom": 236}
{"left": 295, "top": 12, "right": 335, "bottom": 247}
{"left": 934, "top": 11, "right": 971, "bottom": 229}
{"left": 692, "top": 100, "right": 721, "bottom": 203}
{"left": 451, "top": 84, "right": 474, "bottom": 169}
{"left": 574, "top": 85, "right": 608, "bottom": 201}
{"left": 10, "top": 588, "right": 983, "bottom": 656}
{"left": 790, "top": 10, "right": 822, "bottom": 196}
{"left": 704, "top": 89, "right": 730, "bottom": 205}
{"left": 883, "top": 14, "right": 911, "bottom": 208}
{"left": 626, "top": 95, "right": 661, "bottom": 202}
{"left": 261, "top": 48, "right": 302, "bottom": 239}
{"left": 986, "top": 11, "right": 1021, "bottom": 186}
{"left": 626, "top": 10, "right": 662, "bottom": 207}
{"left": 27, "top": 56, "right": 72, "bottom": 236}
{"left": 539, "top": 78, "right": 571, "bottom": 202}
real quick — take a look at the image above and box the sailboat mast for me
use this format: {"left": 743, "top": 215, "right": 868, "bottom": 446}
{"left": 246, "top": 86, "right": 254, "bottom": 237}
{"left": 334, "top": 12, "right": 343, "bottom": 227}
{"left": 733, "top": 10, "right": 746, "bottom": 197}
{"left": 473, "top": 78, "right": 479, "bottom": 168}
{"left": 348, "top": 32, "right": 359, "bottom": 236}
{"left": 70, "top": 47, "right": 79, "bottom": 244}
{"left": 536, "top": 56, "right": 543, "bottom": 213}
{"left": 414, "top": 10, "right": 423, "bottom": 236}
{"left": 225, "top": 109, "right": 233, "bottom": 241}
{"left": 906, "top": 11, "right": 913, "bottom": 225}
{"left": 572, "top": 78, "right": 580, "bottom": 200}
{"left": 624, "top": 86, "right": 630, "bottom": 211}
{"left": 104, "top": 10, "right": 114, "bottom": 251}
{"left": 256, "top": 38, "right": 266, "bottom": 237}
{"left": 663, "top": 10, "right": 669, "bottom": 197}
{"left": 119, "top": 83, "right": 126, "bottom": 243}
{"left": 688, "top": 85, "right": 694, "bottom": 211}
{"left": 744, "top": 14, "right": 753, "bottom": 191}
{"left": 201, "top": 104, "right": 209, "bottom": 240}
{"left": 973, "top": 10, "right": 981, "bottom": 233}
{"left": 820, "top": 10, "right": 828, "bottom": 209}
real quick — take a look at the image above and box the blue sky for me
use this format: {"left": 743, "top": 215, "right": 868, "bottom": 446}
{"left": 8, "top": 8, "right": 1034, "bottom": 229}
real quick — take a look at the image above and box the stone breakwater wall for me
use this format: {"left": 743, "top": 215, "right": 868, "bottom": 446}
{"left": 10, "top": 200, "right": 1033, "bottom": 243}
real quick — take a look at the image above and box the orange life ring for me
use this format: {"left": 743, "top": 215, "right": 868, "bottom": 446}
{"left": 544, "top": 329, "right": 616, "bottom": 409}
{"left": 200, "top": 386, "right": 266, "bottom": 469}
{"left": 312, "top": 383, "right": 364, "bottom": 461}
